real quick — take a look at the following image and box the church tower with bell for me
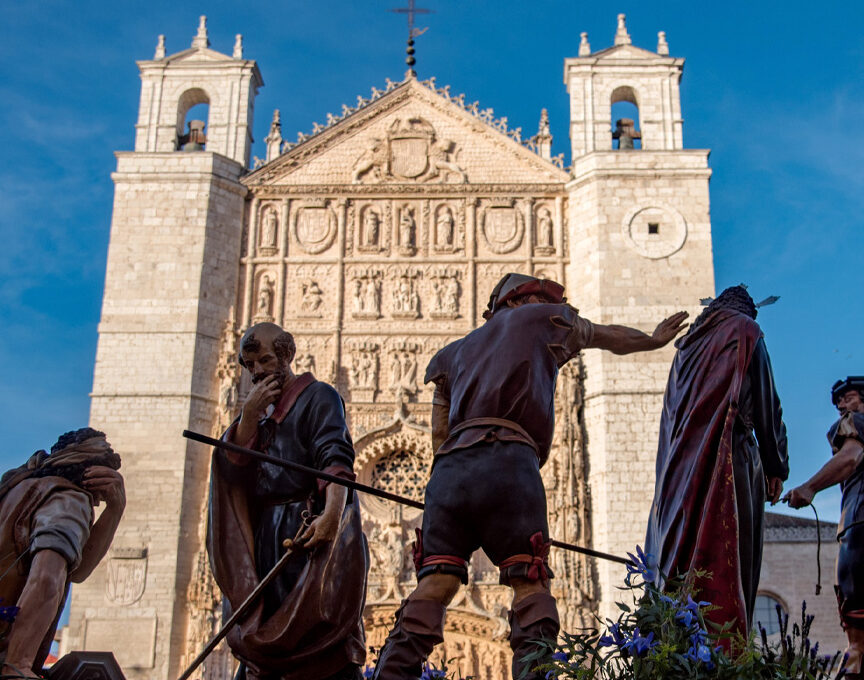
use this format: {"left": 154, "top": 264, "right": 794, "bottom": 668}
{"left": 66, "top": 13, "right": 716, "bottom": 680}
{"left": 564, "top": 14, "right": 714, "bottom": 615}
{"left": 64, "top": 17, "right": 262, "bottom": 680}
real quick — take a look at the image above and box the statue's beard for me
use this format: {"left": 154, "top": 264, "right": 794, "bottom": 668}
{"left": 252, "top": 368, "right": 288, "bottom": 396}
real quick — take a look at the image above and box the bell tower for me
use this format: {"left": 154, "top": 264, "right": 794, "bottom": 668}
{"left": 564, "top": 16, "right": 715, "bottom": 615}
{"left": 64, "top": 19, "right": 261, "bottom": 680}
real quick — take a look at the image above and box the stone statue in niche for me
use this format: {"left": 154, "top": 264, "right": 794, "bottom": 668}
{"left": 536, "top": 208, "right": 555, "bottom": 252}
{"left": 436, "top": 207, "right": 455, "bottom": 249}
{"left": 428, "top": 139, "right": 468, "bottom": 183}
{"left": 613, "top": 118, "right": 641, "bottom": 150}
{"left": 399, "top": 208, "right": 416, "bottom": 255}
{"left": 362, "top": 209, "right": 381, "bottom": 249}
{"left": 260, "top": 207, "right": 278, "bottom": 251}
{"left": 256, "top": 275, "right": 274, "bottom": 320}
{"left": 300, "top": 280, "right": 323, "bottom": 316}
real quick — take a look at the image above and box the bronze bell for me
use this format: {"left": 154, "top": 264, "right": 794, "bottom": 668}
{"left": 179, "top": 120, "right": 207, "bottom": 151}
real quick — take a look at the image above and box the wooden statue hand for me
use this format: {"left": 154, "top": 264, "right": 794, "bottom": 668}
{"left": 766, "top": 476, "right": 784, "bottom": 505}
{"left": 82, "top": 465, "right": 126, "bottom": 510}
{"left": 782, "top": 484, "right": 814, "bottom": 509}
{"left": 651, "top": 311, "right": 689, "bottom": 347}
{"left": 298, "top": 511, "right": 341, "bottom": 549}
{"left": 241, "top": 374, "right": 281, "bottom": 421}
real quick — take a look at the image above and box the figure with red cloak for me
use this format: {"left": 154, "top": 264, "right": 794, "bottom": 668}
{"left": 208, "top": 323, "right": 368, "bottom": 680}
{"left": 645, "top": 285, "right": 788, "bottom": 642}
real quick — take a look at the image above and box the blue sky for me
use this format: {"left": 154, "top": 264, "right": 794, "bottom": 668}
{"left": 0, "top": 1, "right": 862, "bottom": 524}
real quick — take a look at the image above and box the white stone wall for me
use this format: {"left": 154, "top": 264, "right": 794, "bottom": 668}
{"left": 566, "top": 149, "right": 715, "bottom": 618}
{"left": 67, "top": 151, "right": 246, "bottom": 680}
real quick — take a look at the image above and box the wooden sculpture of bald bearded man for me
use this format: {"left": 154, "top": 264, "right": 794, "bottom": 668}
{"left": 208, "top": 323, "right": 368, "bottom": 680}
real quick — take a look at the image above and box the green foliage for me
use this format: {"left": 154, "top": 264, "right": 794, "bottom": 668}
{"left": 528, "top": 547, "right": 850, "bottom": 680}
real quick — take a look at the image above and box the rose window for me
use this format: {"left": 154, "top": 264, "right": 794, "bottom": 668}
{"left": 370, "top": 449, "right": 430, "bottom": 502}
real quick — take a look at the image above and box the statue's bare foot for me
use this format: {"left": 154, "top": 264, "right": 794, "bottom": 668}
{"left": 1, "top": 663, "right": 41, "bottom": 679}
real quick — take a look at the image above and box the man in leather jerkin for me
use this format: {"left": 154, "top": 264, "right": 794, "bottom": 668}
{"left": 372, "top": 274, "right": 689, "bottom": 680}
{"left": 786, "top": 376, "right": 864, "bottom": 679}
{"left": 208, "top": 323, "right": 367, "bottom": 680}
{"left": 0, "top": 428, "right": 124, "bottom": 679}
{"left": 645, "top": 285, "right": 788, "bottom": 645}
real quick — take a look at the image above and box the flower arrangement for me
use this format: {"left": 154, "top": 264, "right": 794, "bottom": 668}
{"left": 527, "top": 546, "right": 849, "bottom": 680}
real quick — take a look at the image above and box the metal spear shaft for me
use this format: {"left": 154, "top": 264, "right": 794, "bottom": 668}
{"left": 183, "top": 429, "right": 633, "bottom": 567}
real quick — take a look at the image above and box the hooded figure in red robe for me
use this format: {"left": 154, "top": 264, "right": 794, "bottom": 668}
{"left": 645, "top": 286, "right": 788, "bottom": 641}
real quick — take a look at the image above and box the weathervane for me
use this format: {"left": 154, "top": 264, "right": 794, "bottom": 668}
{"left": 389, "top": 0, "right": 433, "bottom": 77}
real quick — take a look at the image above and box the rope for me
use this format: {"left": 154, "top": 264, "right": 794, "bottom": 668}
{"left": 809, "top": 502, "right": 822, "bottom": 595}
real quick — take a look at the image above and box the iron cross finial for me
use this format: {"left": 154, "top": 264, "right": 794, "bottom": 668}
{"left": 389, "top": 0, "right": 433, "bottom": 77}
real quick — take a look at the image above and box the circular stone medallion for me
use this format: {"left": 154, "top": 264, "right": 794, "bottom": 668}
{"left": 621, "top": 205, "right": 687, "bottom": 259}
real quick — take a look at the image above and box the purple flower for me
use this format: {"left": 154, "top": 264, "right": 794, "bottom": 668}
{"left": 362, "top": 665, "right": 374, "bottom": 679}
{"left": 0, "top": 600, "right": 19, "bottom": 624}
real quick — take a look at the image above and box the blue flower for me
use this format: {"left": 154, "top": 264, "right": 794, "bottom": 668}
{"left": 551, "top": 651, "right": 568, "bottom": 662}
{"left": 684, "top": 594, "right": 710, "bottom": 612}
{"left": 362, "top": 666, "right": 374, "bottom": 679}
{"left": 622, "top": 627, "right": 657, "bottom": 657}
{"left": 420, "top": 664, "right": 447, "bottom": 680}
{"left": 599, "top": 622, "right": 625, "bottom": 648}
{"left": 676, "top": 608, "right": 696, "bottom": 627}
{"left": 625, "top": 546, "right": 657, "bottom": 582}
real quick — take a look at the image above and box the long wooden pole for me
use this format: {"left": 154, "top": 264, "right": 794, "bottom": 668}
{"left": 184, "top": 429, "right": 632, "bottom": 567}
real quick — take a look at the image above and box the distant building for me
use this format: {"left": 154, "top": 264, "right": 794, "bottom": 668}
{"left": 761, "top": 512, "right": 845, "bottom": 652}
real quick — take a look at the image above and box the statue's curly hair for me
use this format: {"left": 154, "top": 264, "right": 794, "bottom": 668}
{"left": 687, "top": 285, "right": 757, "bottom": 336}
{"left": 51, "top": 427, "right": 106, "bottom": 454}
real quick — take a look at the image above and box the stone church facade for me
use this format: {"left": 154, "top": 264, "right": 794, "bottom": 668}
{"left": 63, "top": 15, "right": 724, "bottom": 679}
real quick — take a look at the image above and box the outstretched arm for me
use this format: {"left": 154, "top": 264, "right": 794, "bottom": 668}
{"left": 588, "top": 312, "right": 689, "bottom": 355}
{"left": 783, "top": 437, "right": 864, "bottom": 508}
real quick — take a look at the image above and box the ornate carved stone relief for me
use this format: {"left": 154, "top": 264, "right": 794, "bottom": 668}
{"left": 348, "top": 340, "right": 379, "bottom": 401}
{"left": 105, "top": 546, "right": 147, "bottom": 605}
{"left": 480, "top": 200, "right": 525, "bottom": 254}
{"left": 387, "top": 341, "right": 420, "bottom": 402}
{"left": 292, "top": 199, "right": 337, "bottom": 254}
{"left": 298, "top": 279, "right": 324, "bottom": 317}
{"left": 214, "top": 318, "right": 241, "bottom": 435}
{"left": 350, "top": 268, "right": 383, "bottom": 319}
{"left": 294, "top": 338, "right": 316, "bottom": 375}
{"left": 258, "top": 203, "right": 279, "bottom": 255}
{"left": 352, "top": 117, "right": 467, "bottom": 185}
{"left": 429, "top": 266, "right": 461, "bottom": 319}
{"left": 390, "top": 268, "right": 421, "bottom": 319}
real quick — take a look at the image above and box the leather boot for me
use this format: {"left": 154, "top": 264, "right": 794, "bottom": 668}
{"left": 372, "top": 598, "right": 446, "bottom": 680}
{"left": 508, "top": 591, "right": 560, "bottom": 680}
